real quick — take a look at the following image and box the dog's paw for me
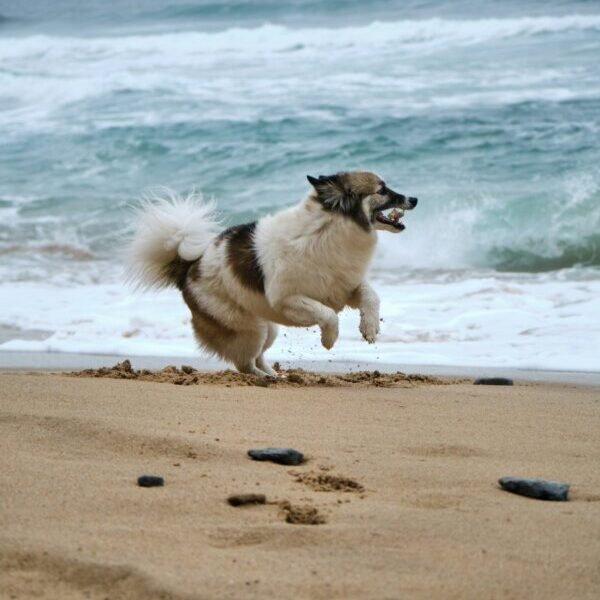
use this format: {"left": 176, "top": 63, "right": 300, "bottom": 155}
{"left": 320, "top": 318, "right": 339, "bottom": 350}
{"left": 359, "top": 316, "right": 379, "bottom": 344}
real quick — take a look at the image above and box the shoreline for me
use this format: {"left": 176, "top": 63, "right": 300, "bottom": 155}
{"left": 1, "top": 349, "right": 599, "bottom": 385}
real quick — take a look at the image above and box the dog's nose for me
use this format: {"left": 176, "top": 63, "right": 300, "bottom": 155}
{"left": 409, "top": 197, "right": 418, "bottom": 208}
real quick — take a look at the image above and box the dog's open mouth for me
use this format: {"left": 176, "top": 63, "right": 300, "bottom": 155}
{"left": 375, "top": 208, "right": 405, "bottom": 231}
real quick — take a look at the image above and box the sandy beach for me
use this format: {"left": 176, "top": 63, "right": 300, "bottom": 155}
{"left": 1, "top": 366, "right": 599, "bottom": 599}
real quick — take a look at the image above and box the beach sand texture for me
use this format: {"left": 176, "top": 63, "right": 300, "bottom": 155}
{"left": 1, "top": 371, "right": 600, "bottom": 599}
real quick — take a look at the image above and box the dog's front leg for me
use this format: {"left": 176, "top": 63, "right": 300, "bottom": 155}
{"left": 348, "top": 282, "right": 380, "bottom": 344}
{"left": 275, "top": 295, "right": 339, "bottom": 350}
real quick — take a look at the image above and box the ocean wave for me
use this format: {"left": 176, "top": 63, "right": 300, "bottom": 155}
{"left": 1, "top": 11, "right": 599, "bottom": 278}
{"left": 490, "top": 235, "right": 600, "bottom": 272}
{"left": 0, "top": 242, "right": 96, "bottom": 261}
{"left": 377, "top": 171, "right": 600, "bottom": 273}
{"left": 1, "top": 12, "right": 598, "bottom": 133}
{"left": 2, "top": 14, "right": 600, "bottom": 59}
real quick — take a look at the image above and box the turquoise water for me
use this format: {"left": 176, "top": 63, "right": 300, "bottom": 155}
{"left": 0, "top": 0, "right": 599, "bottom": 281}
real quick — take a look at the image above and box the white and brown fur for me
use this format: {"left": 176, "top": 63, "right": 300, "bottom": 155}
{"left": 128, "top": 171, "right": 417, "bottom": 376}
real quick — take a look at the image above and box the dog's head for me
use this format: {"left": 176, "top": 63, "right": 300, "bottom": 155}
{"left": 307, "top": 171, "right": 417, "bottom": 233}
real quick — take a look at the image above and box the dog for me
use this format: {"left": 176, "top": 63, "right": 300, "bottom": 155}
{"left": 128, "top": 171, "right": 417, "bottom": 376}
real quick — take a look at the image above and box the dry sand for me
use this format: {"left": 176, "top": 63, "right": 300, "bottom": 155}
{"left": 1, "top": 368, "right": 599, "bottom": 599}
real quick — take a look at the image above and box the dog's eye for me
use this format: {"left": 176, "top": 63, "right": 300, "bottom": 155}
{"left": 377, "top": 185, "right": 387, "bottom": 195}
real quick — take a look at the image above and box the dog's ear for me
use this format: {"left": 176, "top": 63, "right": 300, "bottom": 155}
{"left": 307, "top": 174, "right": 338, "bottom": 187}
{"left": 307, "top": 174, "right": 348, "bottom": 210}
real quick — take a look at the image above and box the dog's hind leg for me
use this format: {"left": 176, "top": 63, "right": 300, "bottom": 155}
{"left": 255, "top": 356, "right": 277, "bottom": 377}
{"left": 255, "top": 322, "right": 278, "bottom": 376}
{"left": 274, "top": 295, "right": 339, "bottom": 350}
{"left": 188, "top": 308, "right": 271, "bottom": 376}
{"left": 224, "top": 327, "right": 272, "bottom": 376}
{"left": 235, "top": 360, "right": 269, "bottom": 377}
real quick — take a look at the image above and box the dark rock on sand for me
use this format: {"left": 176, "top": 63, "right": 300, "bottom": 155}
{"left": 227, "top": 493, "right": 267, "bottom": 507}
{"left": 137, "top": 475, "right": 165, "bottom": 487}
{"left": 474, "top": 377, "right": 514, "bottom": 386}
{"left": 498, "top": 476, "right": 569, "bottom": 501}
{"left": 248, "top": 447, "right": 304, "bottom": 466}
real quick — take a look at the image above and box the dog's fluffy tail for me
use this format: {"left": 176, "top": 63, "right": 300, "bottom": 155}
{"left": 127, "top": 188, "right": 220, "bottom": 290}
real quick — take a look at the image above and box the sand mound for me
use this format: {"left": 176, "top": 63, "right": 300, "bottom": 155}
{"left": 69, "top": 360, "right": 451, "bottom": 388}
{"left": 279, "top": 501, "right": 327, "bottom": 525}
{"left": 292, "top": 471, "right": 365, "bottom": 493}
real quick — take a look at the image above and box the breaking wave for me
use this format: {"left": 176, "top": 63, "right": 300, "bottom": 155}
{"left": 378, "top": 172, "right": 600, "bottom": 273}
{"left": 3, "top": 15, "right": 600, "bottom": 58}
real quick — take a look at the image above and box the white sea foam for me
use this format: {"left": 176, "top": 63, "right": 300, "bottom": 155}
{"left": 3, "top": 15, "right": 600, "bottom": 59}
{"left": 1, "top": 15, "right": 600, "bottom": 130}
{"left": 1, "top": 272, "right": 598, "bottom": 371}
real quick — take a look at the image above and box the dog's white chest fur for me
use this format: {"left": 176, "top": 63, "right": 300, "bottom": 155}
{"left": 256, "top": 199, "right": 376, "bottom": 316}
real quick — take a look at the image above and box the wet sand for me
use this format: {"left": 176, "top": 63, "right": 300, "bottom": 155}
{"left": 1, "top": 369, "right": 599, "bottom": 599}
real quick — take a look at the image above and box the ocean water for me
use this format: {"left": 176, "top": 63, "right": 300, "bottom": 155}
{"left": 0, "top": 0, "right": 599, "bottom": 371}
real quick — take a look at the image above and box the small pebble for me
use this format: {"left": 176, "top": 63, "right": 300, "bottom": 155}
{"left": 474, "top": 377, "right": 514, "bottom": 386}
{"left": 248, "top": 447, "right": 304, "bottom": 466}
{"left": 137, "top": 475, "right": 164, "bottom": 487}
{"left": 498, "top": 476, "right": 569, "bottom": 501}
{"left": 228, "top": 493, "right": 267, "bottom": 507}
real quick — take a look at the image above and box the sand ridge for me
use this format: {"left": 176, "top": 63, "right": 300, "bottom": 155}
{"left": 291, "top": 471, "right": 366, "bottom": 493}
{"left": 68, "top": 359, "right": 454, "bottom": 387}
